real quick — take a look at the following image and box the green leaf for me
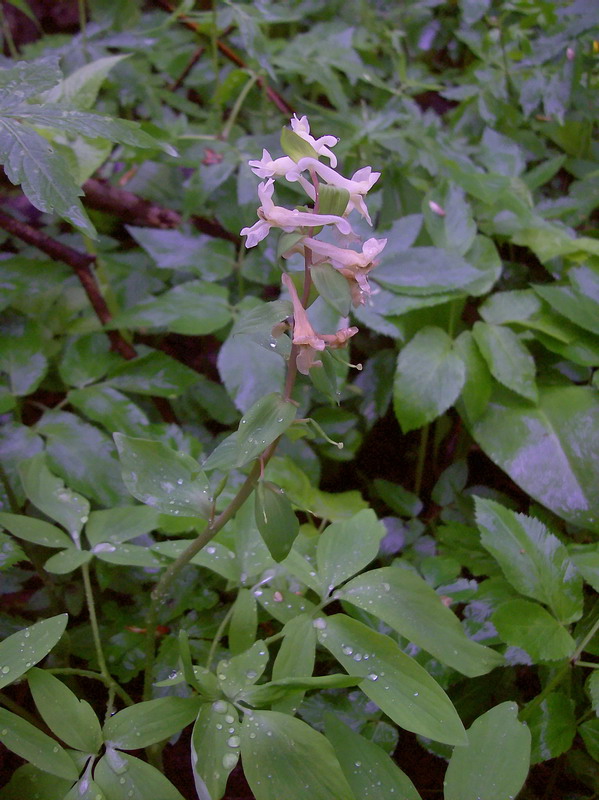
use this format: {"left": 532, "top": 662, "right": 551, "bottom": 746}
{"left": 474, "top": 497, "right": 583, "bottom": 623}
{"left": 372, "top": 479, "right": 422, "bottom": 518}
{"left": 93, "top": 543, "right": 164, "bottom": 569}
{"left": 375, "top": 247, "right": 484, "bottom": 296}
{"left": 0, "top": 763, "right": 73, "bottom": 800}
{"left": 317, "top": 614, "right": 467, "bottom": 746}
{"left": 579, "top": 719, "right": 599, "bottom": 762}
{"left": 217, "top": 641, "right": 269, "bottom": 700}
{"left": 466, "top": 385, "right": 599, "bottom": 533}
{"left": 85, "top": 505, "right": 159, "bottom": 548}
{"left": 241, "top": 674, "right": 361, "bottom": 708}
{"left": 318, "top": 184, "right": 350, "bottom": 218}
{"left": 153, "top": 539, "right": 238, "bottom": 582}
{"left": 0, "top": 614, "right": 68, "bottom": 689}
{"left": 0, "top": 512, "right": 73, "bottom": 549}
{"left": 235, "top": 392, "right": 297, "bottom": 466}
{"left": 0, "top": 319, "right": 48, "bottom": 396}
{"left": 106, "top": 349, "right": 199, "bottom": 398}
{"left": 218, "top": 328, "right": 286, "bottom": 413}
{"left": 107, "top": 281, "right": 231, "bottom": 335}
{"left": 280, "top": 126, "right": 318, "bottom": 161}
{"left": 572, "top": 550, "right": 599, "bottom": 593}
{"left": 528, "top": 693, "right": 576, "bottom": 764}
{"left": 58, "top": 333, "right": 115, "bottom": 388}
{"left": 68, "top": 386, "right": 150, "bottom": 437}
{"left": 492, "top": 599, "right": 575, "bottom": 661}
{"left": 254, "top": 481, "right": 299, "bottom": 562}
{"left": 127, "top": 228, "right": 234, "bottom": 280}
{"left": 240, "top": 710, "right": 353, "bottom": 800}
{"left": 443, "top": 702, "right": 531, "bottom": 800}
{"left": 94, "top": 752, "right": 185, "bottom": 800}
{"left": 423, "top": 182, "right": 476, "bottom": 256}
{"left": 272, "top": 614, "right": 316, "bottom": 714}
{"left": 15, "top": 453, "right": 71, "bottom": 524}
{"left": 534, "top": 283, "right": 599, "bottom": 336}
{"left": 338, "top": 567, "right": 503, "bottom": 677}
{"left": 0, "top": 707, "right": 78, "bottom": 780}
{"left": 454, "top": 330, "right": 493, "bottom": 423}
{"left": 316, "top": 509, "right": 385, "bottom": 594}
{"left": 28, "top": 668, "right": 102, "bottom": 753}
{"left": 229, "top": 588, "right": 258, "bottom": 655}
{"left": 325, "top": 714, "right": 422, "bottom": 800}
{"left": 3, "top": 0, "right": 40, "bottom": 27}
{"left": 114, "top": 434, "right": 211, "bottom": 519}
{"left": 311, "top": 262, "right": 352, "bottom": 316}
{"left": 103, "top": 697, "right": 201, "bottom": 749}
{"left": 472, "top": 322, "right": 537, "bottom": 402}
{"left": 191, "top": 701, "right": 240, "bottom": 800}
{"left": 44, "top": 548, "right": 92, "bottom": 574}
{"left": 393, "top": 327, "right": 465, "bottom": 433}
{"left": 43, "top": 55, "right": 128, "bottom": 109}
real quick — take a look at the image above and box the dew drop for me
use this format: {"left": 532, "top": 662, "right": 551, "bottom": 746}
{"left": 222, "top": 752, "right": 238, "bottom": 769}
{"left": 227, "top": 735, "right": 240, "bottom": 748}
{"left": 342, "top": 646, "right": 353, "bottom": 655}
{"left": 212, "top": 700, "right": 228, "bottom": 714}
{"left": 367, "top": 673, "right": 378, "bottom": 681}
{"left": 224, "top": 714, "right": 235, "bottom": 724}
{"left": 206, "top": 546, "right": 216, "bottom": 555}
{"left": 1, "top": 666, "right": 9, "bottom": 675}
{"left": 313, "top": 617, "right": 327, "bottom": 630}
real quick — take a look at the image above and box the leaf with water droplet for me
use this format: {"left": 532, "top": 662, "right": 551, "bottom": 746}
{"left": 103, "top": 697, "right": 201, "bottom": 750}
{"left": 114, "top": 434, "right": 211, "bottom": 518}
{"left": 0, "top": 706, "right": 78, "bottom": 780}
{"left": 191, "top": 700, "right": 239, "bottom": 800}
{"left": 94, "top": 752, "right": 185, "bottom": 800}
{"left": 235, "top": 393, "right": 297, "bottom": 468}
{"left": 0, "top": 614, "right": 68, "bottom": 690}
{"left": 254, "top": 481, "right": 299, "bottom": 563}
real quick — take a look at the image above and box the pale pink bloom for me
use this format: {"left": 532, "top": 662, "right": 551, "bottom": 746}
{"left": 248, "top": 149, "right": 295, "bottom": 179}
{"left": 290, "top": 115, "right": 339, "bottom": 167}
{"left": 302, "top": 236, "right": 387, "bottom": 305}
{"left": 281, "top": 273, "right": 358, "bottom": 374}
{"left": 428, "top": 200, "right": 446, "bottom": 216}
{"left": 286, "top": 158, "right": 380, "bottom": 224}
{"left": 241, "top": 180, "right": 353, "bottom": 248}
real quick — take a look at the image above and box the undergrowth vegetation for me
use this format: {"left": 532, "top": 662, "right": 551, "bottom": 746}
{"left": 0, "top": 1, "right": 598, "bottom": 798}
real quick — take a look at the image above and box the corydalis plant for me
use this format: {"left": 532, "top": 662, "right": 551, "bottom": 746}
{"left": 242, "top": 115, "right": 386, "bottom": 371}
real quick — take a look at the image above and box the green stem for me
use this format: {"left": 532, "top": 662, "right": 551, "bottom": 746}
{"left": 575, "top": 660, "right": 599, "bottom": 669}
{"left": 0, "top": 4, "right": 18, "bottom": 58}
{"left": 0, "top": 463, "right": 20, "bottom": 513}
{"left": 414, "top": 424, "right": 429, "bottom": 496}
{"left": 221, "top": 73, "right": 259, "bottom": 140}
{"left": 77, "top": 0, "right": 87, "bottom": 46}
{"left": 574, "top": 616, "right": 599, "bottom": 661}
{"left": 47, "top": 668, "right": 134, "bottom": 706}
{"left": 205, "top": 604, "right": 236, "bottom": 669}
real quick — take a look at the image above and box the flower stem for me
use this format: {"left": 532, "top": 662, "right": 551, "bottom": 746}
{"left": 414, "top": 424, "right": 429, "bottom": 496}
{"left": 47, "top": 668, "right": 134, "bottom": 706}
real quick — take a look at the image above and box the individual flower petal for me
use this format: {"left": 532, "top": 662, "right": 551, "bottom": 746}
{"left": 301, "top": 236, "right": 387, "bottom": 304}
{"left": 248, "top": 149, "right": 295, "bottom": 179}
{"left": 290, "top": 115, "right": 339, "bottom": 167}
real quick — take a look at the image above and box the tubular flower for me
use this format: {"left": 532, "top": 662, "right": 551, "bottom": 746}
{"left": 282, "top": 273, "right": 358, "bottom": 374}
{"left": 301, "top": 236, "right": 387, "bottom": 304}
{"left": 241, "top": 179, "right": 353, "bottom": 248}
{"left": 290, "top": 115, "right": 339, "bottom": 167}
{"left": 248, "top": 149, "right": 295, "bottom": 180}
{"left": 287, "top": 159, "right": 380, "bottom": 224}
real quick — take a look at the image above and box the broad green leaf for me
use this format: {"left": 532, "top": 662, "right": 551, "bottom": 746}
{"left": 241, "top": 674, "right": 361, "bottom": 707}
{"left": 0, "top": 763, "right": 73, "bottom": 800}
{"left": 579, "top": 719, "right": 599, "bottom": 762}
{"left": 472, "top": 322, "right": 537, "bottom": 402}
{"left": 18, "top": 453, "right": 89, "bottom": 538}
{"left": 103, "top": 697, "right": 201, "bottom": 749}
{"left": 466, "top": 385, "right": 599, "bottom": 532}
{"left": 393, "top": 327, "right": 465, "bottom": 433}
{"left": 153, "top": 539, "right": 238, "bottom": 582}
{"left": 127, "top": 227, "right": 235, "bottom": 280}
{"left": 0, "top": 532, "right": 24, "bottom": 571}
{"left": 94, "top": 752, "right": 185, "bottom": 800}
{"left": 201, "top": 432, "right": 239, "bottom": 472}
{"left": 0, "top": 707, "right": 78, "bottom": 780}
{"left": 587, "top": 670, "right": 599, "bottom": 714}
{"left": 443, "top": 702, "right": 530, "bottom": 800}
{"left": 191, "top": 701, "right": 240, "bottom": 800}
{"left": 63, "top": 775, "right": 107, "bottom": 800}
{"left": 107, "top": 281, "right": 231, "bottom": 335}
{"left": 232, "top": 300, "right": 293, "bottom": 355}
{"left": 43, "top": 55, "right": 128, "bottom": 109}
{"left": 240, "top": 710, "right": 353, "bottom": 800}
{"left": 217, "top": 641, "right": 269, "bottom": 700}
{"left": 58, "top": 334, "right": 115, "bottom": 388}
{"left": 311, "top": 262, "right": 352, "bottom": 316}
{"left": 375, "top": 247, "right": 483, "bottom": 296}
{"left": 474, "top": 497, "right": 583, "bottom": 623}
{"left": 254, "top": 481, "right": 299, "bottom": 562}
{"left": 114, "top": 434, "right": 211, "bottom": 518}
{"left": 316, "top": 509, "right": 385, "bottom": 594}
{"left": 272, "top": 614, "right": 316, "bottom": 714}
{"left": 236, "top": 392, "right": 297, "bottom": 467}
{"left": 280, "top": 126, "right": 318, "bottom": 161}
{"left": 106, "top": 349, "right": 199, "bottom": 398}
{"left": 528, "top": 693, "right": 576, "bottom": 764}
{"left": 571, "top": 549, "right": 599, "bottom": 593}
{"left": 492, "top": 599, "right": 575, "bottom": 662}
{"left": 0, "top": 319, "right": 47, "bottom": 396}
{"left": 234, "top": 498, "right": 276, "bottom": 580}
{"left": 0, "top": 57, "right": 61, "bottom": 100}
{"left": 338, "top": 567, "right": 503, "bottom": 676}
{"left": 44, "top": 548, "right": 92, "bottom": 574}
{"left": 254, "top": 585, "right": 316, "bottom": 624}
{"left": 85, "top": 506, "right": 160, "bottom": 547}
{"left": 372, "top": 479, "right": 422, "bottom": 518}
{"left": 325, "top": 714, "right": 422, "bottom": 800}
{"left": 28, "top": 668, "right": 102, "bottom": 753}
{"left": 218, "top": 328, "right": 285, "bottom": 413}
{"left": 0, "top": 512, "right": 72, "bottom": 549}
{"left": 229, "top": 588, "right": 258, "bottom": 655}
{"left": 453, "top": 330, "right": 493, "bottom": 423}
{"left": 37, "top": 410, "right": 128, "bottom": 507}
{"left": 0, "top": 614, "right": 67, "bottom": 689}
{"left": 317, "top": 614, "right": 467, "bottom": 746}
{"left": 534, "top": 284, "right": 599, "bottom": 336}
{"left": 423, "top": 182, "right": 476, "bottom": 256}
{"left": 68, "top": 386, "right": 150, "bottom": 437}
{"left": 93, "top": 543, "right": 164, "bottom": 568}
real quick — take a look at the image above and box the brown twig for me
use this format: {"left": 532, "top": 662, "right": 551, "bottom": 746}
{"left": 154, "top": 0, "right": 294, "bottom": 116}
{"left": 168, "top": 44, "right": 205, "bottom": 91}
{"left": 83, "top": 178, "right": 240, "bottom": 244}
{"left": 0, "top": 208, "right": 177, "bottom": 423}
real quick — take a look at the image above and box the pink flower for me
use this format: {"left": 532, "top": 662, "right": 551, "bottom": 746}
{"left": 301, "top": 236, "right": 387, "bottom": 304}
{"left": 241, "top": 179, "right": 353, "bottom": 248}
{"left": 282, "top": 273, "right": 358, "bottom": 374}
{"left": 290, "top": 115, "right": 339, "bottom": 167}
{"left": 248, "top": 149, "right": 295, "bottom": 180}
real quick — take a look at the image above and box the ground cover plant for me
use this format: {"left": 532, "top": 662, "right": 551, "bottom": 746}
{"left": 0, "top": 0, "right": 598, "bottom": 798}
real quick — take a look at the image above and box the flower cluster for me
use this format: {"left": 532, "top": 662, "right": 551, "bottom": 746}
{"left": 241, "top": 115, "right": 386, "bottom": 375}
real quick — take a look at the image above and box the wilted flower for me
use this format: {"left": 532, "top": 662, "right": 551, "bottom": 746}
{"left": 301, "top": 236, "right": 387, "bottom": 304}
{"left": 241, "top": 179, "right": 353, "bottom": 248}
{"left": 282, "top": 273, "right": 358, "bottom": 374}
